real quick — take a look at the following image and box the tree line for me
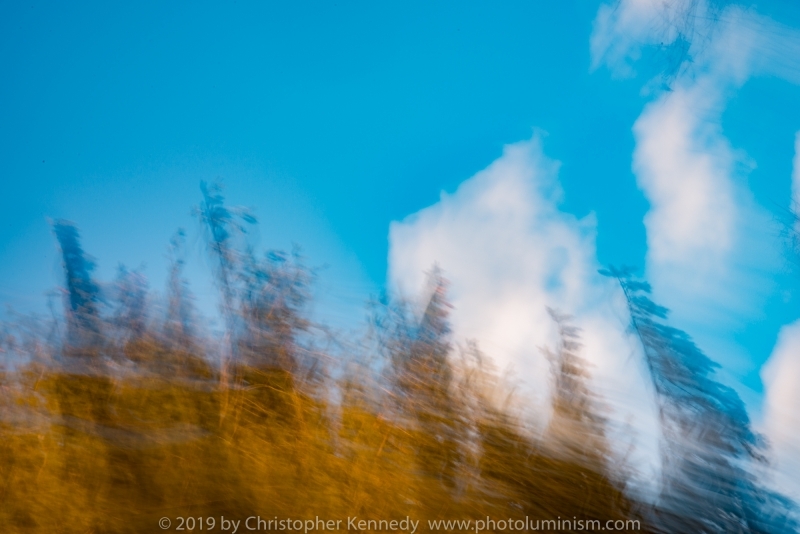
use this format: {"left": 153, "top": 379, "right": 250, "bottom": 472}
{"left": 0, "top": 184, "right": 795, "bottom": 533}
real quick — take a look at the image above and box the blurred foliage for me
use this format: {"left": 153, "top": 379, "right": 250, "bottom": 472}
{"left": 603, "top": 267, "right": 797, "bottom": 533}
{"left": 1, "top": 186, "right": 793, "bottom": 533}
{"left": 0, "top": 341, "right": 645, "bottom": 532}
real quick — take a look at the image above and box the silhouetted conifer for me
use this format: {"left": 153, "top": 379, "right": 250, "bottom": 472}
{"left": 53, "top": 220, "right": 102, "bottom": 351}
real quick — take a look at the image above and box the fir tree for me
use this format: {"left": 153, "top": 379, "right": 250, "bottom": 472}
{"left": 603, "top": 267, "right": 796, "bottom": 533}
{"left": 53, "top": 220, "right": 102, "bottom": 350}
{"left": 544, "top": 308, "right": 609, "bottom": 464}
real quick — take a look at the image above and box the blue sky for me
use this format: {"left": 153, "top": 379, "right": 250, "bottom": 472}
{"left": 3, "top": 0, "right": 800, "bottom": 489}
{"left": 1, "top": 0, "right": 648, "bottom": 290}
{"left": 0, "top": 1, "right": 648, "bottom": 334}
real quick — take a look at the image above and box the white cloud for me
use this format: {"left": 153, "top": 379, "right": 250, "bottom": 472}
{"left": 592, "top": 0, "right": 800, "bottom": 500}
{"left": 386, "top": 0, "right": 800, "bottom": 505}
{"left": 591, "top": 0, "right": 699, "bottom": 76}
{"left": 388, "top": 136, "right": 661, "bottom": 497}
{"left": 634, "top": 83, "right": 735, "bottom": 266}
{"left": 592, "top": 0, "right": 800, "bottom": 369}
{"left": 761, "top": 320, "right": 800, "bottom": 501}
{"left": 592, "top": 1, "right": 800, "bottom": 83}
{"left": 762, "top": 133, "right": 800, "bottom": 501}
{"left": 632, "top": 78, "right": 779, "bottom": 345}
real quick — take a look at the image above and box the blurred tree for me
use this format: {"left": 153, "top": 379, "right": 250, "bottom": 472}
{"left": 238, "top": 248, "right": 312, "bottom": 373}
{"left": 380, "top": 267, "right": 464, "bottom": 490}
{"left": 194, "top": 182, "right": 256, "bottom": 356}
{"left": 544, "top": 308, "right": 610, "bottom": 465}
{"left": 110, "top": 265, "right": 149, "bottom": 341}
{"left": 604, "top": 267, "right": 797, "bottom": 533}
{"left": 53, "top": 220, "right": 102, "bottom": 352}
{"left": 164, "top": 229, "right": 195, "bottom": 348}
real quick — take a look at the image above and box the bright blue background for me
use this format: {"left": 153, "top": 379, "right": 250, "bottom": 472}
{"left": 2, "top": 1, "right": 800, "bottom": 396}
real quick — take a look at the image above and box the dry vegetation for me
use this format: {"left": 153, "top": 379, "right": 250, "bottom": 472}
{"left": 0, "top": 184, "right": 793, "bottom": 533}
